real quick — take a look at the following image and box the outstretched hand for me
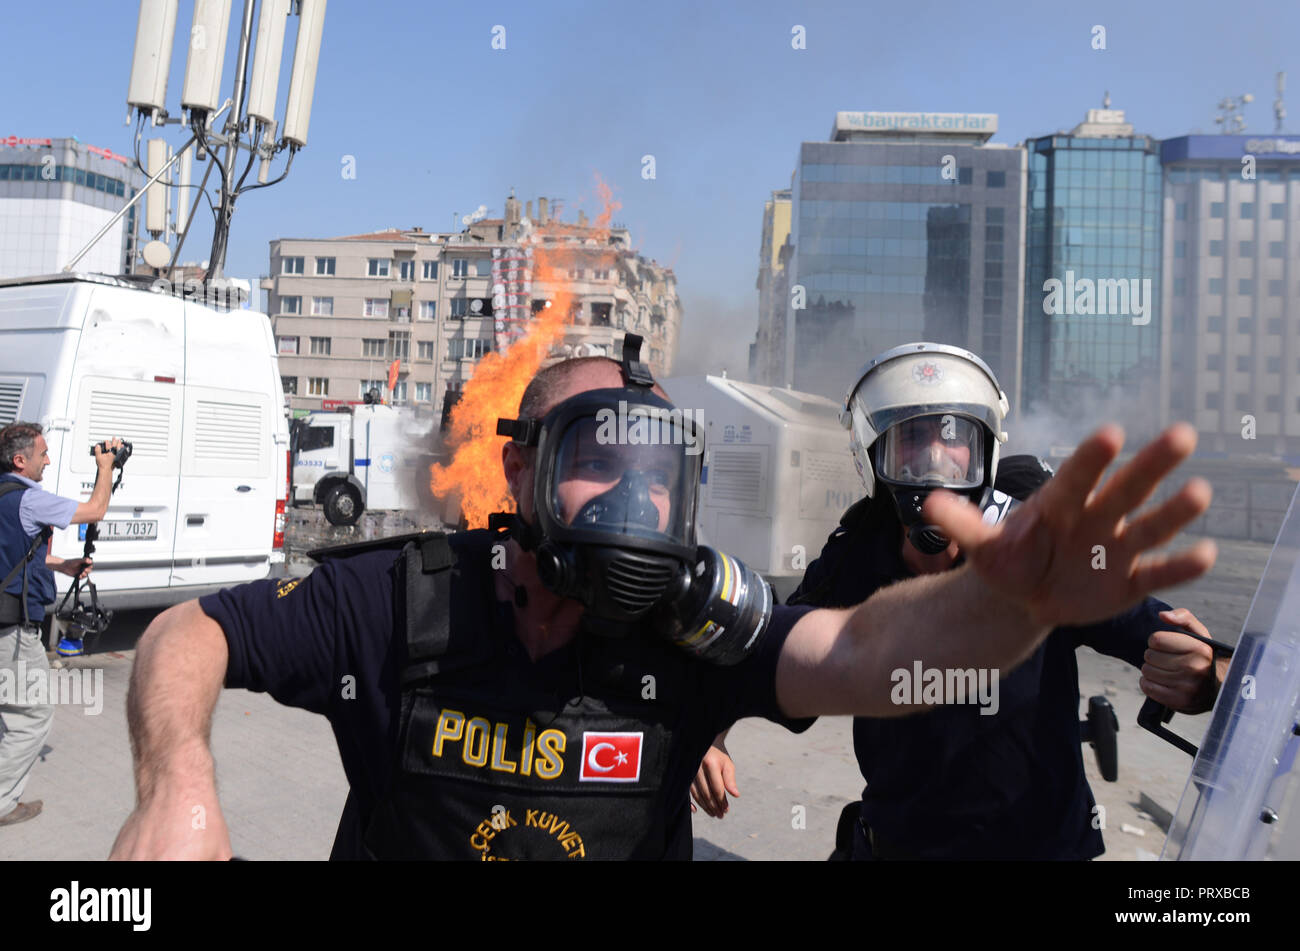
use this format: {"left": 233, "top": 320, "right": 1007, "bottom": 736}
{"left": 923, "top": 423, "right": 1216, "bottom": 630}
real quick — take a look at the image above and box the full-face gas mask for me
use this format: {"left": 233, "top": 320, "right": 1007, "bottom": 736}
{"left": 496, "top": 336, "right": 702, "bottom": 627}
{"left": 840, "top": 343, "right": 1009, "bottom": 555}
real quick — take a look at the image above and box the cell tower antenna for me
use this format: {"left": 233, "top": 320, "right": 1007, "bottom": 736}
{"left": 1276, "top": 72, "right": 1287, "bottom": 134}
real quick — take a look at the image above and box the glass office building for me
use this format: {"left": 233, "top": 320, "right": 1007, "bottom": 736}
{"left": 783, "top": 113, "right": 1024, "bottom": 405}
{"left": 1022, "top": 108, "right": 1163, "bottom": 435}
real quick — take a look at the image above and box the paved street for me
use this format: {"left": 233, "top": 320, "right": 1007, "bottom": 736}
{"left": 0, "top": 528, "right": 1273, "bottom": 861}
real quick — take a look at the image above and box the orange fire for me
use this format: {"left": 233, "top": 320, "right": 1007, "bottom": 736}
{"left": 430, "top": 179, "right": 622, "bottom": 528}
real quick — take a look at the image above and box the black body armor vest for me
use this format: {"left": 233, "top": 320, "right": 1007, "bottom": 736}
{"left": 360, "top": 531, "right": 696, "bottom": 860}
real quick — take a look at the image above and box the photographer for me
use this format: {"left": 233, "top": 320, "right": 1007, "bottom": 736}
{"left": 0, "top": 423, "right": 124, "bottom": 828}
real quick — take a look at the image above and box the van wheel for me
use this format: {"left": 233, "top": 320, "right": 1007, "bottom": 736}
{"left": 323, "top": 484, "right": 363, "bottom": 526}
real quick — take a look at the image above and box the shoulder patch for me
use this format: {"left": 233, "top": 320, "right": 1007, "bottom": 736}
{"left": 275, "top": 577, "right": 303, "bottom": 599}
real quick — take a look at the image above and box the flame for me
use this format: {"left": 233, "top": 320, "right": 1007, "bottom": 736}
{"left": 430, "top": 178, "right": 622, "bottom": 528}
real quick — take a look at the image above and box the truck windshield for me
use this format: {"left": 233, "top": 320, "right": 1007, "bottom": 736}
{"left": 298, "top": 426, "right": 335, "bottom": 452}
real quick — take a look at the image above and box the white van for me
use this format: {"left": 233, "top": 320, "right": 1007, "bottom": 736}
{"left": 0, "top": 272, "right": 289, "bottom": 612}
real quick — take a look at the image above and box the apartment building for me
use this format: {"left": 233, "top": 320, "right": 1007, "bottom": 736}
{"left": 266, "top": 192, "right": 681, "bottom": 421}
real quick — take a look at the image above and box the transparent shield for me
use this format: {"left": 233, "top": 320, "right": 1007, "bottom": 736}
{"left": 1162, "top": 483, "right": 1300, "bottom": 860}
{"left": 547, "top": 412, "right": 697, "bottom": 547}
{"left": 877, "top": 415, "right": 984, "bottom": 489}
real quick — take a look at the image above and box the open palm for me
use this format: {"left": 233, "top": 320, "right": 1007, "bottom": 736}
{"left": 924, "top": 423, "right": 1216, "bottom": 630}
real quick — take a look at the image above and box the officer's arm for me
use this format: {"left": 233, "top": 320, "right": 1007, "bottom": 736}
{"left": 775, "top": 424, "right": 1216, "bottom": 719}
{"left": 109, "top": 600, "right": 234, "bottom": 860}
{"left": 776, "top": 564, "right": 1045, "bottom": 718}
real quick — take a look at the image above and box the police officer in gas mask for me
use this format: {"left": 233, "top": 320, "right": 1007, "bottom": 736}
{"left": 690, "top": 343, "right": 1226, "bottom": 860}
{"left": 111, "top": 336, "right": 1217, "bottom": 861}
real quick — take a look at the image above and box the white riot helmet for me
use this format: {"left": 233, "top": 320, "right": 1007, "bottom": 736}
{"left": 840, "top": 343, "right": 1010, "bottom": 554}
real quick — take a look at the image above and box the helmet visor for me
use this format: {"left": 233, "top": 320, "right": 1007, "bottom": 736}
{"left": 547, "top": 413, "right": 697, "bottom": 548}
{"left": 877, "top": 415, "right": 984, "bottom": 489}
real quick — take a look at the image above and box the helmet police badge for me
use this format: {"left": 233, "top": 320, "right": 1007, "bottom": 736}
{"left": 839, "top": 343, "right": 1010, "bottom": 555}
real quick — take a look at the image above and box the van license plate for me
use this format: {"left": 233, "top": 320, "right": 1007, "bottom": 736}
{"left": 97, "top": 520, "right": 158, "bottom": 541}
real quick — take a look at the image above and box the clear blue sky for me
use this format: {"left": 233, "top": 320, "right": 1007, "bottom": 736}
{"left": 4, "top": 0, "right": 1296, "bottom": 375}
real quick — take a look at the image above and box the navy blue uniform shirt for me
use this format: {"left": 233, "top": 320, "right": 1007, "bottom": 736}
{"left": 200, "top": 529, "right": 814, "bottom": 859}
{"left": 789, "top": 456, "right": 1169, "bottom": 860}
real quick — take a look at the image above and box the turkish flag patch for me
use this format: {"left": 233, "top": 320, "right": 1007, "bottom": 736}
{"left": 579, "top": 732, "right": 643, "bottom": 782}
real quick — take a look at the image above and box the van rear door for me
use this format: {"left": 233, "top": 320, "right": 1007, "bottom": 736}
{"left": 170, "top": 304, "right": 275, "bottom": 591}
{"left": 59, "top": 285, "right": 185, "bottom": 597}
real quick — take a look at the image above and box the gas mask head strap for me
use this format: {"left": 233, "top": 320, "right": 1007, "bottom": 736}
{"left": 620, "top": 333, "right": 655, "bottom": 389}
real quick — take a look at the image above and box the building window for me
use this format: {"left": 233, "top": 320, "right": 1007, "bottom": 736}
{"left": 277, "top": 336, "right": 298, "bottom": 355}
{"left": 417, "top": 341, "right": 435, "bottom": 360}
{"left": 311, "top": 296, "right": 333, "bottom": 316}
{"left": 1266, "top": 394, "right": 1281, "bottom": 412}
{"left": 1207, "top": 315, "right": 1224, "bottom": 332}
{"left": 1175, "top": 202, "right": 1188, "bottom": 221}
{"left": 475, "top": 260, "right": 491, "bottom": 277}
{"left": 1268, "top": 318, "right": 1282, "bottom": 335}
{"left": 315, "top": 257, "right": 335, "bottom": 276}
{"left": 1210, "top": 202, "right": 1225, "bottom": 218}
{"left": 1174, "top": 240, "right": 1186, "bottom": 258}
{"left": 1271, "top": 202, "right": 1286, "bottom": 220}
{"left": 308, "top": 377, "right": 329, "bottom": 397}
{"left": 450, "top": 298, "right": 468, "bottom": 318}
{"left": 420, "top": 301, "right": 437, "bottom": 320}
{"left": 1270, "top": 241, "right": 1286, "bottom": 258}
{"left": 360, "top": 379, "right": 384, "bottom": 398}
{"left": 362, "top": 338, "right": 386, "bottom": 358}
{"left": 364, "top": 298, "right": 389, "bottom": 318}
{"left": 1240, "top": 202, "right": 1255, "bottom": 219}
{"left": 451, "top": 259, "right": 469, "bottom": 278}
{"left": 280, "top": 295, "right": 301, "bottom": 315}
{"left": 415, "top": 382, "right": 432, "bottom": 403}
{"left": 448, "top": 338, "right": 490, "bottom": 360}
{"left": 1267, "top": 356, "right": 1281, "bottom": 373}
{"left": 1269, "top": 279, "right": 1284, "bottom": 297}
{"left": 1239, "top": 241, "right": 1255, "bottom": 257}
{"left": 1173, "top": 277, "right": 1186, "bottom": 296}
{"left": 1208, "top": 278, "right": 1223, "bottom": 294}
{"left": 1209, "top": 240, "right": 1223, "bottom": 257}
{"left": 388, "top": 331, "right": 410, "bottom": 361}
{"left": 310, "top": 336, "right": 331, "bottom": 356}
{"left": 1236, "top": 354, "right": 1251, "bottom": 372}
{"left": 1205, "top": 392, "right": 1221, "bottom": 409}
{"left": 282, "top": 376, "right": 297, "bottom": 395}
{"left": 1238, "top": 279, "right": 1254, "bottom": 295}
{"left": 368, "top": 258, "right": 391, "bottom": 277}
{"left": 590, "top": 302, "right": 612, "bottom": 327}
{"left": 1238, "top": 317, "right": 1255, "bottom": 334}
{"left": 568, "top": 268, "right": 586, "bottom": 280}
{"left": 282, "top": 256, "right": 304, "bottom": 275}
{"left": 958, "top": 167, "right": 973, "bottom": 185}
{"left": 1206, "top": 354, "right": 1222, "bottom": 371}
{"left": 422, "top": 260, "right": 439, "bottom": 280}
{"left": 593, "top": 269, "right": 610, "bottom": 280}
{"left": 986, "top": 170, "right": 1006, "bottom": 188}
{"left": 1235, "top": 393, "right": 1251, "bottom": 411}
{"left": 398, "top": 260, "right": 415, "bottom": 281}
{"left": 391, "top": 381, "right": 408, "bottom": 404}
